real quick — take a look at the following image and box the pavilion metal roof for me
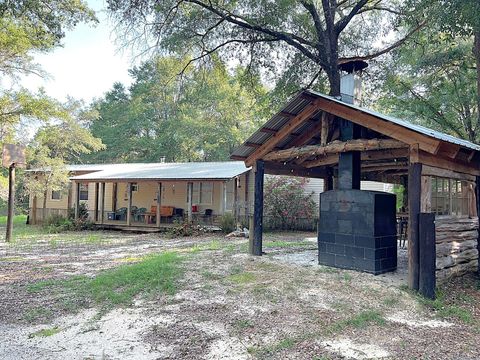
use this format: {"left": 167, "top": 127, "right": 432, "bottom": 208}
{"left": 231, "top": 89, "right": 480, "bottom": 160}
{"left": 70, "top": 161, "right": 250, "bottom": 181}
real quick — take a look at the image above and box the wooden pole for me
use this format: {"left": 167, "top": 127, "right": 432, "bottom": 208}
{"left": 249, "top": 160, "right": 264, "bottom": 256}
{"left": 233, "top": 178, "right": 239, "bottom": 222}
{"left": 408, "top": 162, "right": 422, "bottom": 290}
{"left": 156, "top": 182, "right": 162, "bottom": 227}
{"left": 127, "top": 182, "right": 132, "bottom": 226}
{"left": 100, "top": 182, "right": 105, "bottom": 224}
{"left": 74, "top": 182, "right": 80, "bottom": 220}
{"left": 187, "top": 182, "right": 193, "bottom": 222}
{"left": 5, "top": 164, "right": 15, "bottom": 242}
{"left": 419, "top": 213, "right": 436, "bottom": 299}
{"left": 476, "top": 176, "right": 480, "bottom": 275}
{"left": 112, "top": 182, "right": 117, "bottom": 212}
{"left": 94, "top": 182, "right": 99, "bottom": 222}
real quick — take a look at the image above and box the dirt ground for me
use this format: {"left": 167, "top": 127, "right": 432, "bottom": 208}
{"left": 1, "top": 228, "right": 480, "bottom": 360}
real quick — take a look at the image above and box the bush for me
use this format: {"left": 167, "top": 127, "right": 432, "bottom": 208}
{"left": 263, "top": 176, "right": 317, "bottom": 231}
{"left": 43, "top": 214, "right": 74, "bottom": 233}
{"left": 220, "top": 213, "right": 236, "bottom": 234}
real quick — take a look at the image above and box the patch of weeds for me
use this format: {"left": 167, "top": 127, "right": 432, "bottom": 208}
{"left": 317, "top": 266, "right": 339, "bottom": 274}
{"left": 399, "top": 284, "right": 410, "bottom": 292}
{"left": 201, "top": 270, "right": 223, "bottom": 281}
{"left": 233, "top": 319, "right": 254, "bottom": 330}
{"left": 341, "top": 273, "right": 352, "bottom": 282}
{"left": 27, "top": 252, "right": 184, "bottom": 309}
{"left": 419, "top": 289, "right": 473, "bottom": 324}
{"left": 253, "top": 333, "right": 314, "bottom": 357}
{"left": 382, "top": 296, "right": 400, "bottom": 307}
{"left": 328, "top": 310, "right": 386, "bottom": 333}
{"left": 228, "top": 272, "right": 256, "bottom": 284}
{"left": 228, "top": 264, "right": 244, "bottom": 275}
{"left": 0, "top": 256, "right": 25, "bottom": 262}
{"left": 117, "top": 256, "right": 144, "bottom": 263}
{"left": 263, "top": 240, "right": 314, "bottom": 249}
{"left": 223, "top": 243, "right": 237, "bottom": 254}
{"left": 28, "top": 327, "right": 61, "bottom": 338}
{"left": 23, "top": 307, "right": 53, "bottom": 323}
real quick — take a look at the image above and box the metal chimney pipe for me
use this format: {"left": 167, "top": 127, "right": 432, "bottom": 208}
{"left": 337, "top": 60, "right": 368, "bottom": 190}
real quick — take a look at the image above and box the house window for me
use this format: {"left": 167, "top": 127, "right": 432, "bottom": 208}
{"left": 192, "top": 182, "right": 213, "bottom": 205}
{"left": 431, "top": 178, "right": 470, "bottom": 216}
{"left": 51, "top": 190, "right": 61, "bottom": 200}
{"left": 131, "top": 183, "right": 138, "bottom": 192}
{"left": 79, "top": 183, "right": 89, "bottom": 201}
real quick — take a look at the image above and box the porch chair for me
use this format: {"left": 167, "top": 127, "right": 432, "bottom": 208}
{"left": 203, "top": 209, "right": 213, "bottom": 225}
{"left": 115, "top": 207, "right": 127, "bottom": 221}
{"left": 134, "top": 207, "right": 147, "bottom": 222}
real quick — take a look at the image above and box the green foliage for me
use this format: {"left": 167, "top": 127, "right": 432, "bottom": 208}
{"left": 393, "top": 184, "right": 405, "bottom": 211}
{"left": 328, "top": 310, "right": 386, "bottom": 333}
{"left": 219, "top": 213, "right": 236, "bottom": 234}
{"left": 419, "top": 289, "right": 474, "bottom": 324}
{"left": 28, "top": 327, "right": 61, "bottom": 338}
{"left": 263, "top": 176, "right": 317, "bottom": 231}
{"left": 84, "top": 56, "right": 268, "bottom": 163}
{"left": 28, "top": 252, "right": 183, "bottom": 308}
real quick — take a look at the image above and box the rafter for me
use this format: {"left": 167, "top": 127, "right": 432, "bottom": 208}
{"left": 245, "top": 98, "right": 322, "bottom": 166}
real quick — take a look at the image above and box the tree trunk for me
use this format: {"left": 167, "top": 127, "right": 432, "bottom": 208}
{"left": 474, "top": 31, "right": 480, "bottom": 142}
{"left": 326, "top": 65, "right": 341, "bottom": 97}
{"left": 42, "top": 190, "right": 47, "bottom": 222}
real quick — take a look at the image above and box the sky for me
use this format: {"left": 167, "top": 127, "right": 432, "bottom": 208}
{"left": 19, "top": 0, "right": 135, "bottom": 103}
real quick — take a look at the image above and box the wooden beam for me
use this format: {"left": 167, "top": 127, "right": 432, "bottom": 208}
{"left": 280, "top": 111, "right": 296, "bottom": 118}
{"left": 436, "top": 142, "right": 461, "bottom": 159}
{"left": 230, "top": 155, "right": 247, "bottom": 161}
{"left": 264, "top": 161, "right": 326, "bottom": 178}
{"left": 249, "top": 160, "right": 264, "bottom": 256}
{"left": 421, "top": 176, "right": 432, "bottom": 212}
{"left": 418, "top": 150, "right": 480, "bottom": 176}
{"left": 264, "top": 138, "right": 407, "bottom": 163}
{"left": 245, "top": 98, "right": 322, "bottom": 166}
{"left": 94, "top": 182, "right": 99, "bottom": 222}
{"left": 316, "top": 97, "right": 441, "bottom": 154}
{"left": 422, "top": 165, "right": 476, "bottom": 182}
{"left": 245, "top": 142, "right": 261, "bottom": 148}
{"left": 303, "top": 154, "right": 339, "bottom": 168}
{"left": 419, "top": 213, "right": 436, "bottom": 299}
{"left": 361, "top": 164, "right": 408, "bottom": 173}
{"left": 100, "top": 182, "right": 105, "bottom": 224}
{"left": 288, "top": 118, "right": 324, "bottom": 147}
{"left": 408, "top": 162, "right": 422, "bottom": 291}
{"left": 74, "top": 182, "right": 80, "bottom": 220}
{"left": 468, "top": 150, "right": 476, "bottom": 162}
{"left": 156, "top": 182, "right": 162, "bottom": 227}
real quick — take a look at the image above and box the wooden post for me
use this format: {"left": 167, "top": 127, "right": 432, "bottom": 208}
{"left": 221, "top": 181, "right": 227, "bottom": 215}
{"left": 67, "top": 182, "right": 72, "bottom": 211}
{"left": 245, "top": 171, "right": 250, "bottom": 219}
{"left": 187, "top": 182, "right": 193, "bottom": 222}
{"left": 127, "top": 182, "right": 132, "bottom": 226}
{"left": 324, "top": 168, "right": 334, "bottom": 191}
{"left": 156, "top": 182, "right": 162, "bottom": 227}
{"left": 249, "top": 160, "right": 264, "bottom": 256}
{"left": 419, "top": 213, "right": 436, "bottom": 299}
{"left": 5, "top": 164, "right": 15, "bottom": 242}
{"left": 112, "top": 182, "right": 117, "bottom": 212}
{"left": 74, "top": 181, "right": 80, "bottom": 220}
{"left": 100, "top": 182, "right": 105, "bottom": 224}
{"left": 476, "top": 176, "right": 480, "bottom": 275}
{"left": 233, "top": 178, "right": 239, "bottom": 222}
{"left": 421, "top": 176, "right": 432, "bottom": 212}
{"left": 94, "top": 182, "right": 99, "bottom": 222}
{"left": 408, "top": 161, "right": 422, "bottom": 290}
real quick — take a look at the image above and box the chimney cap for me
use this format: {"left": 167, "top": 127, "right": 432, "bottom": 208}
{"left": 338, "top": 60, "right": 368, "bottom": 74}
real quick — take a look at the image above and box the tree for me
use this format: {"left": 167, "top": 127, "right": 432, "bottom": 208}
{"left": 25, "top": 102, "right": 104, "bottom": 220}
{"left": 85, "top": 55, "right": 268, "bottom": 163}
{"left": 107, "top": 0, "right": 422, "bottom": 97}
{"left": 377, "top": 0, "right": 480, "bottom": 143}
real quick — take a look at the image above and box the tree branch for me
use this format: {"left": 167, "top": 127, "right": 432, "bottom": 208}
{"left": 334, "top": 0, "right": 369, "bottom": 35}
{"left": 339, "top": 20, "right": 427, "bottom": 64}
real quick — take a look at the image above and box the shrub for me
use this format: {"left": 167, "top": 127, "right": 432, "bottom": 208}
{"left": 220, "top": 213, "right": 236, "bottom": 234}
{"left": 43, "top": 214, "right": 73, "bottom": 233}
{"left": 263, "top": 176, "right": 317, "bottom": 231}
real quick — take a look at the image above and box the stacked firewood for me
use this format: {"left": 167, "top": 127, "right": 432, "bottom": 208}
{"left": 436, "top": 216, "right": 479, "bottom": 282}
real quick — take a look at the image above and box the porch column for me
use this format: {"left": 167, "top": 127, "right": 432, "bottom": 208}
{"left": 112, "top": 182, "right": 117, "bottom": 212}
{"left": 94, "top": 182, "right": 99, "bottom": 222}
{"left": 233, "top": 177, "right": 239, "bottom": 222}
{"left": 249, "top": 160, "right": 264, "bottom": 256}
{"left": 221, "top": 181, "right": 227, "bottom": 215}
{"left": 476, "top": 176, "right": 480, "bottom": 275}
{"left": 156, "top": 182, "right": 162, "bottom": 227}
{"left": 187, "top": 182, "right": 193, "bottom": 222}
{"left": 127, "top": 182, "right": 132, "bottom": 226}
{"left": 408, "top": 145, "right": 422, "bottom": 290}
{"left": 100, "top": 182, "right": 106, "bottom": 224}
{"left": 74, "top": 181, "right": 80, "bottom": 220}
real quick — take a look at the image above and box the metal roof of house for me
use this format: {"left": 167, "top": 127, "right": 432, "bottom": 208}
{"left": 231, "top": 89, "right": 480, "bottom": 160}
{"left": 70, "top": 161, "right": 250, "bottom": 181}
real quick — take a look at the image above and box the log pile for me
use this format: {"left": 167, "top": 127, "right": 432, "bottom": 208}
{"left": 436, "top": 216, "right": 479, "bottom": 282}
